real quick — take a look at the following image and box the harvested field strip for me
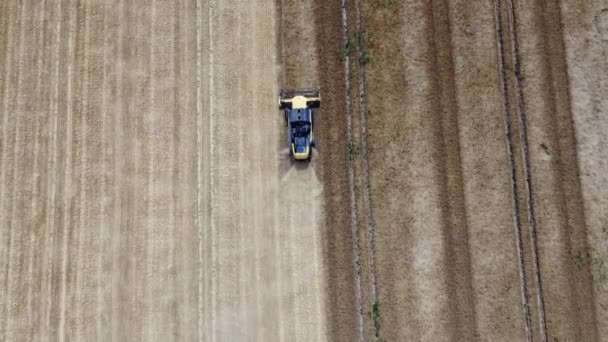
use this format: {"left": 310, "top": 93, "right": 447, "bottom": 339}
{"left": 493, "top": 0, "right": 533, "bottom": 339}
{"left": 1, "top": 0, "right": 329, "bottom": 339}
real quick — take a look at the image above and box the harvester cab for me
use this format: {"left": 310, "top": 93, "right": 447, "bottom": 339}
{"left": 279, "top": 88, "right": 320, "bottom": 160}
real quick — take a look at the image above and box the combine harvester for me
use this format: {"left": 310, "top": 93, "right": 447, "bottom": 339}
{"left": 279, "top": 88, "right": 320, "bottom": 161}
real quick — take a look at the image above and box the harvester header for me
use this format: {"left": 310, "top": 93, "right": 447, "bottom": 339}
{"left": 279, "top": 88, "right": 321, "bottom": 110}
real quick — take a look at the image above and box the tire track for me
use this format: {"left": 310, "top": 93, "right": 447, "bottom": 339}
{"left": 144, "top": 0, "right": 156, "bottom": 339}
{"left": 170, "top": 2, "right": 197, "bottom": 339}
{"left": 207, "top": 0, "right": 217, "bottom": 340}
{"left": 445, "top": 0, "right": 527, "bottom": 338}
{"left": 504, "top": 0, "right": 547, "bottom": 339}
{"left": 211, "top": 2, "right": 247, "bottom": 336}
{"left": 97, "top": 0, "right": 111, "bottom": 338}
{"left": 273, "top": 176, "right": 285, "bottom": 342}
{"left": 124, "top": 2, "right": 143, "bottom": 337}
{"left": 0, "top": 1, "right": 21, "bottom": 337}
{"left": 0, "top": 10, "right": 19, "bottom": 319}
{"left": 252, "top": 87, "right": 263, "bottom": 341}
{"left": 79, "top": 2, "right": 106, "bottom": 337}
{"left": 271, "top": 0, "right": 286, "bottom": 328}
{"left": 493, "top": 0, "right": 533, "bottom": 339}
{"left": 41, "top": 0, "right": 63, "bottom": 337}
{"left": 287, "top": 183, "right": 301, "bottom": 340}
{"left": 127, "top": 3, "right": 151, "bottom": 338}
{"left": 26, "top": 2, "right": 50, "bottom": 337}
{"left": 274, "top": 3, "right": 291, "bottom": 338}
{"left": 110, "top": 1, "right": 127, "bottom": 340}
{"left": 73, "top": 0, "right": 91, "bottom": 338}
{"left": 235, "top": 16, "right": 248, "bottom": 331}
{"left": 249, "top": 11, "right": 277, "bottom": 333}
{"left": 33, "top": 2, "right": 59, "bottom": 337}
{"left": 339, "top": 0, "right": 365, "bottom": 340}
{"left": 4, "top": 1, "right": 31, "bottom": 339}
{"left": 57, "top": 0, "right": 77, "bottom": 339}
{"left": 195, "top": 0, "right": 205, "bottom": 339}
{"left": 148, "top": 1, "right": 178, "bottom": 337}
{"left": 352, "top": 0, "right": 380, "bottom": 340}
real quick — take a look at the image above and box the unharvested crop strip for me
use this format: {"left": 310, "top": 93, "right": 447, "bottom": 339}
{"left": 493, "top": 0, "right": 533, "bottom": 340}
{"left": 340, "top": 0, "right": 365, "bottom": 340}
{"left": 353, "top": 0, "right": 380, "bottom": 340}
{"left": 505, "top": 0, "right": 548, "bottom": 340}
